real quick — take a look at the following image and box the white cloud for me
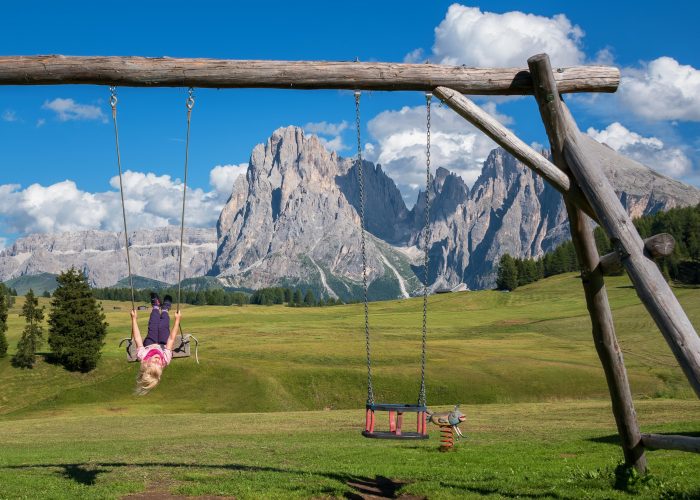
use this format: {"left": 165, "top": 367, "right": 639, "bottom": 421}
{"left": 366, "top": 102, "right": 506, "bottom": 201}
{"left": 403, "top": 48, "right": 425, "bottom": 63}
{"left": 304, "top": 121, "right": 349, "bottom": 136}
{"left": 587, "top": 122, "right": 692, "bottom": 177}
{"left": 2, "top": 110, "right": 17, "bottom": 122}
{"left": 36, "top": 118, "right": 46, "bottom": 128}
{"left": 303, "top": 120, "right": 350, "bottom": 152}
{"left": 0, "top": 165, "right": 245, "bottom": 237}
{"left": 42, "top": 98, "right": 106, "bottom": 123}
{"left": 210, "top": 164, "right": 248, "bottom": 195}
{"left": 619, "top": 57, "right": 700, "bottom": 121}
{"left": 427, "top": 4, "right": 585, "bottom": 68}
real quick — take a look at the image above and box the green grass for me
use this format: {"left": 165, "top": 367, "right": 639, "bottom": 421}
{"left": 0, "top": 273, "right": 698, "bottom": 497}
{"left": 0, "top": 401, "right": 698, "bottom": 499}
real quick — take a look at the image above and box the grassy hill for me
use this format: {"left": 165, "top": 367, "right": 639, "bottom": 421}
{"left": 0, "top": 272, "right": 698, "bottom": 498}
{"left": 0, "top": 273, "right": 698, "bottom": 419}
{"left": 3, "top": 272, "right": 58, "bottom": 295}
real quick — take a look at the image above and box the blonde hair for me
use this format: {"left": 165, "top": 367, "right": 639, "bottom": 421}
{"left": 135, "top": 357, "right": 164, "bottom": 395}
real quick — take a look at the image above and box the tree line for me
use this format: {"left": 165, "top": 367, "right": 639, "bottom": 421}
{"left": 497, "top": 203, "right": 700, "bottom": 291}
{"left": 0, "top": 268, "right": 107, "bottom": 372}
{"left": 92, "top": 287, "right": 249, "bottom": 306}
{"left": 249, "top": 287, "right": 344, "bottom": 307}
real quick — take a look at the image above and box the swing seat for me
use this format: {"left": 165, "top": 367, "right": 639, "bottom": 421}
{"left": 362, "top": 403, "right": 429, "bottom": 440}
{"left": 119, "top": 334, "right": 199, "bottom": 363}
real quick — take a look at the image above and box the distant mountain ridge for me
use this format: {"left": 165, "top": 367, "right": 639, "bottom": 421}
{"left": 1, "top": 126, "right": 699, "bottom": 297}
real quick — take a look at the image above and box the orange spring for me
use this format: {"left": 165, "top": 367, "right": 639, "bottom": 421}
{"left": 439, "top": 426, "right": 454, "bottom": 449}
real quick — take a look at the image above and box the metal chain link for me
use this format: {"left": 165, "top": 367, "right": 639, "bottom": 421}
{"left": 177, "top": 87, "right": 195, "bottom": 314}
{"left": 418, "top": 92, "right": 432, "bottom": 407}
{"left": 355, "top": 90, "right": 374, "bottom": 405}
{"left": 109, "top": 86, "right": 136, "bottom": 311}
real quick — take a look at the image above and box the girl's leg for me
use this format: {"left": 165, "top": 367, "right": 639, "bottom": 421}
{"left": 144, "top": 308, "right": 161, "bottom": 347}
{"left": 158, "top": 310, "right": 171, "bottom": 345}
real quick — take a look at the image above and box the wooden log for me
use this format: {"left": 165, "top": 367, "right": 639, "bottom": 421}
{"left": 434, "top": 86, "right": 596, "bottom": 220}
{"left": 528, "top": 53, "right": 647, "bottom": 473}
{"left": 600, "top": 233, "right": 675, "bottom": 276}
{"left": 564, "top": 133, "right": 700, "bottom": 399}
{"left": 641, "top": 434, "right": 700, "bottom": 453}
{"left": 0, "top": 55, "right": 620, "bottom": 94}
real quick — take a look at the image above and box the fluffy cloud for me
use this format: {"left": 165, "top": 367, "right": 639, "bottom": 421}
{"left": 304, "top": 120, "right": 349, "bottom": 152}
{"left": 619, "top": 57, "right": 700, "bottom": 121}
{"left": 42, "top": 98, "right": 106, "bottom": 122}
{"left": 0, "top": 167, "right": 242, "bottom": 237}
{"left": 366, "top": 102, "right": 507, "bottom": 201}
{"left": 2, "top": 110, "right": 17, "bottom": 122}
{"left": 428, "top": 4, "right": 585, "bottom": 68}
{"left": 587, "top": 122, "right": 692, "bottom": 177}
{"left": 210, "top": 164, "right": 248, "bottom": 195}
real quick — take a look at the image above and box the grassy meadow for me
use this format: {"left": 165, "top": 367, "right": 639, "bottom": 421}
{"left": 0, "top": 273, "right": 698, "bottom": 498}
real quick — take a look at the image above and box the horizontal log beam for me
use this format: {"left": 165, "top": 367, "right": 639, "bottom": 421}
{"left": 642, "top": 433, "right": 700, "bottom": 453}
{"left": 600, "top": 233, "right": 675, "bottom": 276}
{"left": 0, "top": 56, "right": 620, "bottom": 94}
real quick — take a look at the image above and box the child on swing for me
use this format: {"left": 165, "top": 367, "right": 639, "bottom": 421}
{"left": 130, "top": 293, "right": 182, "bottom": 395}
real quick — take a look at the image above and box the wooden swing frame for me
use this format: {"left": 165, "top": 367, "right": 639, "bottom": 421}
{"left": 1, "top": 54, "right": 698, "bottom": 471}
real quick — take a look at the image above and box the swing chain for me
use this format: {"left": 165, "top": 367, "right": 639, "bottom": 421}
{"left": 177, "top": 87, "right": 194, "bottom": 314}
{"left": 418, "top": 91, "right": 432, "bottom": 407}
{"left": 355, "top": 90, "right": 374, "bottom": 406}
{"left": 109, "top": 85, "right": 136, "bottom": 311}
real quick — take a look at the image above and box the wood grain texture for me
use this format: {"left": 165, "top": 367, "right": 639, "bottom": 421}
{"left": 564, "top": 132, "right": 700, "bottom": 399}
{"left": 528, "top": 53, "right": 647, "bottom": 473}
{"left": 0, "top": 55, "right": 620, "bottom": 93}
{"left": 600, "top": 233, "right": 675, "bottom": 276}
{"left": 642, "top": 434, "right": 700, "bottom": 454}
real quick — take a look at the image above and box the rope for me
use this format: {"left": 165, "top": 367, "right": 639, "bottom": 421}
{"left": 177, "top": 88, "right": 194, "bottom": 313}
{"left": 355, "top": 90, "right": 374, "bottom": 405}
{"left": 418, "top": 92, "right": 432, "bottom": 407}
{"left": 110, "top": 86, "right": 136, "bottom": 311}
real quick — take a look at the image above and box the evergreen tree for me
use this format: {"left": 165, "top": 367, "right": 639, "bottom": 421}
{"left": 42, "top": 290, "right": 51, "bottom": 298}
{"left": 0, "top": 285, "right": 9, "bottom": 357}
{"left": 496, "top": 254, "right": 519, "bottom": 291}
{"left": 48, "top": 268, "right": 108, "bottom": 372}
{"left": 293, "top": 289, "right": 302, "bottom": 306}
{"left": 303, "top": 290, "right": 316, "bottom": 306}
{"left": 12, "top": 289, "right": 44, "bottom": 369}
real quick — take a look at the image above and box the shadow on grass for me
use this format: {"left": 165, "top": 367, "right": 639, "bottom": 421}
{"left": 0, "top": 461, "right": 583, "bottom": 499}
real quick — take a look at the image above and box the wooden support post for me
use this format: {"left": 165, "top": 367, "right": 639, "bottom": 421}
{"left": 389, "top": 410, "right": 397, "bottom": 432}
{"left": 433, "top": 86, "right": 596, "bottom": 221}
{"left": 600, "top": 233, "right": 675, "bottom": 276}
{"left": 528, "top": 53, "right": 647, "bottom": 473}
{"left": 0, "top": 55, "right": 620, "bottom": 94}
{"left": 641, "top": 434, "right": 700, "bottom": 454}
{"left": 564, "top": 122, "right": 700, "bottom": 399}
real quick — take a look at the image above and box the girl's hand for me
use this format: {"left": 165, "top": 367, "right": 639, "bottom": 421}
{"left": 174, "top": 310, "right": 182, "bottom": 322}
{"left": 130, "top": 309, "right": 137, "bottom": 320}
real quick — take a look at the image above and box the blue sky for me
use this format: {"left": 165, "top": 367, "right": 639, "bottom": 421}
{"left": 1, "top": 1, "right": 699, "bottom": 246}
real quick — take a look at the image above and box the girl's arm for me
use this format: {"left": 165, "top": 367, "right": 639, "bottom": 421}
{"left": 130, "top": 310, "right": 144, "bottom": 349}
{"left": 165, "top": 310, "right": 182, "bottom": 351}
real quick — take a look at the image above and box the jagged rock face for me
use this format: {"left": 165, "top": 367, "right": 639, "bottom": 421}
{"left": 0, "top": 227, "right": 216, "bottom": 287}
{"left": 3, "top": 128, "right": 699, "bottom": 295}
{"left": 211, "top": 126, "right": 415, "bottom": 298}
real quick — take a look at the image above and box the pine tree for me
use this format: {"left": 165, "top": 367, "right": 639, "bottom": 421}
{"left": 12, "top": 289, "right": 44, "bottom": 368}
{"left": 48, "top": 268, "right": 108, "bottom": 372}
{"left": 293, "top": 289, "right": 302, "bottom": 306}
{"left": 496, "top": 254, "right": 519, "bottom": 291}
{"left": 303, "top": 290, "right": 316, "bottom": 306}
{"left": 0, "top": 285, "right": 9, "bottom": 357}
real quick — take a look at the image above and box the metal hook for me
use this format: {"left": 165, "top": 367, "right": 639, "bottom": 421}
{"left": 109, "top": 86, "right": 118, "bottom": 108}
{"left": 186, "top": 87, "right": 195, "bottom": 110}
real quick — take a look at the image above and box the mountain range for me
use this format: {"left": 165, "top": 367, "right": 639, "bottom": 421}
{"left": 2, "top": 126, "right": 699, "bottom": 299}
